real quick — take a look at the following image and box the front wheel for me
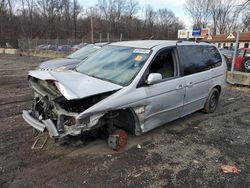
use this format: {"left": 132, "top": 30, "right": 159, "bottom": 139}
{"left": 203, "top": 88, "right": 220, "bottom": 113}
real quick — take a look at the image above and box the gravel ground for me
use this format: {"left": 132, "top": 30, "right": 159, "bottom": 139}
{"left": 0, "top": 54, "right": 249, "bottom": 188}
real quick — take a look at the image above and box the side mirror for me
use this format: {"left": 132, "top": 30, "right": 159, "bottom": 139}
{"left": 146, "top": 73, "right": 162, "bottom": 85}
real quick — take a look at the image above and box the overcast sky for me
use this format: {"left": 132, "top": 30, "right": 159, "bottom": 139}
{"left": 81, "top": 0, "right": 191, "bottom": 28}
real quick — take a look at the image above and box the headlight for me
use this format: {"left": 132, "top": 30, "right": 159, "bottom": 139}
{"left": 55, "top": 66, "right": 67, "bottom": 72}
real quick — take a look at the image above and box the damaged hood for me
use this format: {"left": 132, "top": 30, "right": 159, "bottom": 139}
{"left": 29, "top": 70, "right": 122, "bottom": 100}
{"left": 38, "top": 58, "right": 82, "bottom": 70}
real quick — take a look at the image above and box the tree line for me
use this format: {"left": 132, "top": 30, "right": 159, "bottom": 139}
{"left": 0, "top": 0, "right": 184, "bottom": 42}
{"left": 185, "top": 0, "right": 250, "bottom": 35}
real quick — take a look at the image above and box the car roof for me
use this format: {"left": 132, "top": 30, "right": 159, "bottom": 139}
{"left": 109, "top": 40, "right": 178, "bottom": 49}
{"left": 109, "top": 40, "right": 213, "bottom": 49}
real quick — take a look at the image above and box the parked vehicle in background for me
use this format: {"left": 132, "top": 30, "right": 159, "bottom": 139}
{"left": 36, "top": 44, "right": 46, "bottom": 51}
{"left": 71, "top": 43, "right": 88, "bottom": 51}
{"left": 38, "top": 43, "right": 107, "bottom": 71}
{"left": 23, "top": 40, "right": 227, "bottom": 150}
{"left": 234, "top": 48, "right": 250, "bottom": 72}
{"left": 219, "top": 48, "right": 234, "bottom": 70}
{"left": 36, "top": 44, "right": 57, "bottom": 51}
{"left": 220, "top": 49, "right": 234, "bottom": 59}
{"left": 57, "top": 45, "right": 72, "bottom": 52}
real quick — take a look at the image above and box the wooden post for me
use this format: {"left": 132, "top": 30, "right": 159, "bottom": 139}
{"left": 107, "top": 32, "right": 110, "bottom": 42}
{"left": 91, "top": 16, "right": 94, "bottom": 43}
{"left": 120, "top": 33, "right": 123, "bottom": 41}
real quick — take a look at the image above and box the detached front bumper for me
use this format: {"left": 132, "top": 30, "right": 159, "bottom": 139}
{"left": 22, "top": 110, "right": 59, "bottom": 137}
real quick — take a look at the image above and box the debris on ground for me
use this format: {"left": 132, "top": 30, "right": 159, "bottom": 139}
{"left": 31, "top": 136, "right": 48, "bottom": 150}
{"left": 193, "top": 159, "right": 199, "bottom": 164}
{"left": 137, "top": 144, "right": 141, "bottom": 149}
{"left": 134, "top": 171, "right": 144, "bottom": 177}
{"left": 221, "top": 165, "right": 240, "bottom": 174}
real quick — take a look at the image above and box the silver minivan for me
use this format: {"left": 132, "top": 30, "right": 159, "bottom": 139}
{"left": 23, "top": 40, "right": 227, "bottom": 149}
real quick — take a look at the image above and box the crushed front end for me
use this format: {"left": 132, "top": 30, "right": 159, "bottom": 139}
{"left": 23, "top": 76, "right": 113, "bottom": 140}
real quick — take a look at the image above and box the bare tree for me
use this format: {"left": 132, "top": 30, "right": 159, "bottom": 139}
{"left": 126, "top": 0, "right": 139, "bottom": 19}
{"left": 185, "top": 0, "right": 211, "bottom": 28}
{"left": 73, "top": 0, "right": 80, "bottom": 39}
{"left": 185, "top": 0, "right": 245, "bottom": 34}
{"left": 242, "top": 0, "right": 250, "bottom": 31}
{"left": 212, "top": 0, "right": 241, "bottom": 34}
{"left": 144, "top": 5, "right": 156, "bottom": 35}
{"left": 0, "top": 0, "right": 187, "bottom": 43}
{"left": 156, "top": 9, "right": 184, "bottom": 39}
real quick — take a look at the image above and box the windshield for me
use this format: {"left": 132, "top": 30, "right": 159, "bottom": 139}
{"left": 76, "top": 45, "right": 151, "bottom": 85}
{"left": 67, "top": 44, "right": 101, "bottom": 60}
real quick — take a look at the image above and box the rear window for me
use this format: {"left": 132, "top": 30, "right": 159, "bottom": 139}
{"left": 238, "top": 49, "right": 245, "bottom": 57}
{"left": 178, "top": 45, "right": 222, "bottom": 76}
{"left": 245, "top": 50, "right": 250, "bottom": 57}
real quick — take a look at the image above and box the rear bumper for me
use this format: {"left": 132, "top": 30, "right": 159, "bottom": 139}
{"left": 22, "top": 110, "right": 59, "bottom": 137}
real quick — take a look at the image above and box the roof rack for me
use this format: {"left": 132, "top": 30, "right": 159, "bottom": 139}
{"left": 176, "top": 40, "right": 196, "bottom": 45}
{"left": 176, "top": 40, "right": 212, "bottom": 46}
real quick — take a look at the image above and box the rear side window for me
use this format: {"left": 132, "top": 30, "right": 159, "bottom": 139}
{"left": 238, "top": 49, "right": 245, "bottom": 57}
{"left": 178, "top": 45, "right": 222, "bottom": 76}
{"left": 245, "top": 50, "right": 250, "bottom": 57}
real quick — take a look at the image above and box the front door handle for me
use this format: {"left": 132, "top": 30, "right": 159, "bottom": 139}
{"left": 176, "top": 84, "right": 184, "bottom": 89}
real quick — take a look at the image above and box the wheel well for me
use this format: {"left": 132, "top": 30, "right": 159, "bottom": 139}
{"left": 105, "top": 109, "right": 137, "bottom": 135}
{"left": 214, "top": 85, "right": 221, "bottom": 94}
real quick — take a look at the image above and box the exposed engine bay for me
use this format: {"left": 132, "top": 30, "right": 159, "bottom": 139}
{"left": 23, "top": 75, "right": 137, "bottom": 150}
{"left": 28, "top": 76, "right": 116, "bottom": 133}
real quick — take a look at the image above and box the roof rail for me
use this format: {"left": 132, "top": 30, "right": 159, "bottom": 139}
{"left": 176, "top": 40, "right": 212, "bottom": 46}
{"left": 195, "top": 40, "right": 211, "bottom": 44}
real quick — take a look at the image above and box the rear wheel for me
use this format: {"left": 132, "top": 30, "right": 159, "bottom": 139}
{"left": 241, "top": 58, "right": 250, "bottom": 73}
{"left": 203, "top": 88, "right": 220, "bottom": 113}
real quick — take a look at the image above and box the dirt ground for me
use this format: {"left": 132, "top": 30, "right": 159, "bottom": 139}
{"left": 0, "top": 54, "right": 249, "bottom": 188}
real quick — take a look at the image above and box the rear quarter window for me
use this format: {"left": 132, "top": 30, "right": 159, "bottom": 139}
{"left": 178, "top": 45, "right": 222, "bottom": 76}
{"left": 245, "top": 50, "right": 250, "bottom": 57}
{"left": 238, "top": 49, "right": 245, "bottom": 57}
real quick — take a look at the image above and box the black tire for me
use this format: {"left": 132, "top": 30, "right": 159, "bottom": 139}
{"left": 203, "top": 88, "right": 220, "bottom": 113}
{"left": 241, "top": 57, "right": 250, "bottom": 73}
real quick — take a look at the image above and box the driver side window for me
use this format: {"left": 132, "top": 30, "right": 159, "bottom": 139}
{"left": 148, "top": 48, "right": 176, "bottom": 79}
